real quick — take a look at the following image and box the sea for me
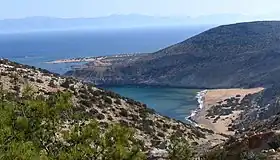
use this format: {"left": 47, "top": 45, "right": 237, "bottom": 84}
{"left": 0, "top": 26, "right": 209, "bottom": 122}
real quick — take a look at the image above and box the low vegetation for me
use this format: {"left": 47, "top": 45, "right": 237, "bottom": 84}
{"left": 0, "top": 84, "right": 146, "bottom": 159}
{"left": 0, "top": 83, "right": 192, "bottom": 159}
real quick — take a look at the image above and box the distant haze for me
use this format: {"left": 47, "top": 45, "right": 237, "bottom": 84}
{"left": 2, "top": 0, "right": 280, "bottom": 19}
{"left": 0, "top": 14, "right": 270, "bottom": 33}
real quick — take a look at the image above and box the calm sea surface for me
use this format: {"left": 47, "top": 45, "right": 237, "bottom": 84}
{"left": 0, "top": 26, "right": 208, "bottom": 74}
{"left": 0, "top": 26, "right": 205, "bottom": 121}
{"left": 104, "top": 86, "right": 200, "bottom": 122}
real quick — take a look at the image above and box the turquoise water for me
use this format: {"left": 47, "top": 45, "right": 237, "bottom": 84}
{"left": 104, "top": 86, "right": 200, "bottom": 122}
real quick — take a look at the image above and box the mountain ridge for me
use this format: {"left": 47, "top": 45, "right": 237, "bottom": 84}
{"left": 67, "top": 21, "right": 280, "bottom": 89}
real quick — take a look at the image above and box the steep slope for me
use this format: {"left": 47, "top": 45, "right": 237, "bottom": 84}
{"left": 195, "top": 74, "right": 280, "bottom": 160}
{"left": 0, "top": 59, "right": 225, "bottom": 158}
{"left": 201, "top": 85, "right": 280, "bottom": 160}
{"left": 67, "top": 21, "right": 280, "bottom": 88}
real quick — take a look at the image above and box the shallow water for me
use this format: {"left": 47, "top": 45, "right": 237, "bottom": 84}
{"left": 103, "top": 86, "right": 200, "bottom": 122}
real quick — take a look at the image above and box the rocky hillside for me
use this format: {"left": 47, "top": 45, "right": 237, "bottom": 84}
{"left": 67, "top": 21, "right": 280, "bottom": 88}
{"left": 195, "top": 85, "right": 280, "bottom": 159}
{"left": 0, "top": 59, "right": 226, "bottom": 158}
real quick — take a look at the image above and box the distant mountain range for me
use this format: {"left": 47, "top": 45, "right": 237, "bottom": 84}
{"left": 0, "top": 14, "right": 265, "bottom": 33}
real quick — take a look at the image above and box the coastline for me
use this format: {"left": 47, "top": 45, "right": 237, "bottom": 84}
{"left": 45, "top": 53, "right": 141, "bottom": 64}
{"left": 185, "top": 90, "right": 207, "bottom": 126}
{"left": 190, "top": 88, "right": 264, "bottom": 134}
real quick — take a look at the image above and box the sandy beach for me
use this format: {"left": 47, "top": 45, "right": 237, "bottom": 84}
{"left": 45, "top": 57, "right": 99, "bottom": 64}
{"left": 193, "top": 88, "right": 264, "bottom": 135}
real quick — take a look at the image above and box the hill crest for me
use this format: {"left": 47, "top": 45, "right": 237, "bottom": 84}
{"left": 67, "top": 21, "right": 280, "bottom": 89}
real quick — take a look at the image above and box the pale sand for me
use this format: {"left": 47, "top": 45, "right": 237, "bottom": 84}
{"left": 46, "top": 58, "right": 98, "bottom": 64}
{"left": 194, "top": 88, "right": 264, "bottom": 135}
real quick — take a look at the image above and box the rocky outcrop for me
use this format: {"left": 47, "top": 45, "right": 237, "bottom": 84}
{"left": 204, "top": 131, "right": 280, "bottom": 160}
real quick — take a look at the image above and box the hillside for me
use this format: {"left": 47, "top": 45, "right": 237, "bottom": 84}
{"left": 6, "top": 60, "right": 280, "bottom": 159}
{"left": 199, "top": 86, "right": 280, "bottom": 160}
{"left": 4, "top": 62, "right": 280, "bottom": 159}
{"left": 67, "top": 21, "right": 280, "bottom": 88}
{"left": 0, "top": 59, "right": 226, "bottom": 159}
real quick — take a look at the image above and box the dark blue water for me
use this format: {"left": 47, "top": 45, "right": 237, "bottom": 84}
{"left": 0, "top": 26, "right": 206, "bottom": 122}
{"left": 0, "top": 26, "right": 209, "bottom": 74}
{"left": 105, "top": 86, "right": 199, "bottom": 122}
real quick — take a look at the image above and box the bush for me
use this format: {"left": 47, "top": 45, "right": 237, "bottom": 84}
{"left": 96, "top": 113, "right": 105, "bottom": 120}
{"left": 29, "top": 77, "right": 35, "bottom": 82}
{"left": 80, "top": 93, "right": 89, "bottom": 99}
{"left": 115, "top": 98, "right": 122, "bottom": 105}
{"left": 157, "top": 131, "right": 165, "bottom": 138}
{"left": 103, "top": 96, "right": 113, "bottom": 104}
{"left": 167, "top": 135, "right": 192, "bottom": 160}
{"left": 60, "top": 79, "right": 71, "bottom": 88}
{"left": 107, "top": 115, "right": 113, "bottom": 121}
{"left": 36, "top": 79, "right": 44, "bottom": 83}
{"left": 80, "top": 100, "right": 91, "bottom": 107}
{"left": 0, "top": 88, "right": 146, "bottom": 160}
{"left": 163, "top": 123, "right": 171, "bottom": 129}
{"left": 92, "top": 90, "right": 102, "bottom": 96}
{"left": 119, "top": 108, "right": 128, "bottom": 117}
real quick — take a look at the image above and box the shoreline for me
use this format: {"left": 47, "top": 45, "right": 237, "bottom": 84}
{"left": 190, "top": 88, "right": 264, "bottom": 134}
{"left": 45, "top": 53, "right": 142, "bottom": 64}
{"left": 185, "top": 90, "right": 207, "bottom": 126}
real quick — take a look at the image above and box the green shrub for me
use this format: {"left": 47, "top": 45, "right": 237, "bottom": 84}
{"left": 36, "top": 79, "right": 44, "bottom": 83}
{"left": 103, "top": 96, "right": 113, "bottom": 104}
{"left": 0, "top": 86, "right": 146, "bottom": 160}
{"left": 167, "top": 135, "right": 192, "bottom": 160}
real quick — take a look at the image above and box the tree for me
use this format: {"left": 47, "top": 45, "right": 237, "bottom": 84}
{"left": 167, "top": 134, "right": 192, "bottom": 160}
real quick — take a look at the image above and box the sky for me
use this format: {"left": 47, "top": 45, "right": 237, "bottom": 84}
{"left": 1, "top": 0, "right": 280, "bottom": 19}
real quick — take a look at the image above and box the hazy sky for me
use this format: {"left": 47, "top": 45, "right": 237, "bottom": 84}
{"left": 1, "top": 0, "right": 280, "bottom": 19}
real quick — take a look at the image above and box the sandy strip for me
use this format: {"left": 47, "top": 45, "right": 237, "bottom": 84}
{"left": 193, "top": 88, "right": 264, "bottom": 135}
{"left": 46, "top": 58, "right": 98, "bottom": 64}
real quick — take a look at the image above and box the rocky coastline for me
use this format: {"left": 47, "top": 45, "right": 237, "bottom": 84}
{"left": 191, "top": 88, "right": 264, "bottom": 134}
{"left": 186, "top": 90, "right": 207, "bottom": 126}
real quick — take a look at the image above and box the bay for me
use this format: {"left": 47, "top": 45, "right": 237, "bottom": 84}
{"left": 0, "top": 26, "right": 206, "bottom": 121}
{"left": 104, "top": 86, "right": 200, "bottom": 122}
